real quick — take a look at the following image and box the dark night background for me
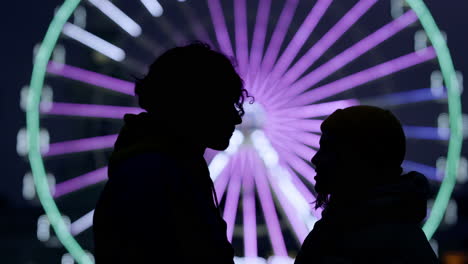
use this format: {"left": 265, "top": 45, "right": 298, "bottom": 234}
{"left": 1, "top": 1, "right": 468, "bottom": 263}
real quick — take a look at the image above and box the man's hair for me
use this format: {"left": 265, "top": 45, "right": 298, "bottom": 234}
{"left": 134, "top": 42, "right": 251, "bottom": 116}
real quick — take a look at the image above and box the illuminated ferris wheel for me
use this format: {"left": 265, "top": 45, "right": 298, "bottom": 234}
{"left": 21, "top": 0, "right": 463, "bottom": 263}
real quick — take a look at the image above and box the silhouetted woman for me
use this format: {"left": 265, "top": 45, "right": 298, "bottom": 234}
{"left": 295, "top": 106, "right": 439, "bottom": 264}
{"left": 93, "top": 42, "right": 250, "bottom": 263}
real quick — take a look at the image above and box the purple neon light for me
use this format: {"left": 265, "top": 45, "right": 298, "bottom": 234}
{"left": 280, "top": 130, "right": 321, "bottom": 150}
{"left": 268, "top": 129, "right": 316, "bottom": 162}
{"left": 207, "top": 0, "right": 234, "bottom": 57}
{"left": 268, "top": 0, "right": 333, "bottom": 84}
{"left": 214, "top": 159, "right": 232, "bottom": 200}
{"left": 270, "top": 0, "right": 377, "bottom": 101}
{"left": 180, "top": 5, "right": 216, "bottom": 48}
{"left": 271, "top": 10, "right": 419, "bottom": 105}
{"left": 54, "top": 167, "right": 108, "bottom": 198}
{"left": 266, "top": 133, "right": 316, "bottom": 185}
{"left": 248, "top": 0, "right": 272, "bottom": 85}
{"left": 267, "top": 118, "right": 323, "bottom": 133}
{"left": 234, "top": 0, "right": 248, "bottom": 76}
{"left": 272, "top": 99, "right": 359, "bottom": 119}
{"left": 259, "top": 0, "right": 299, "bottom": 79}
{"left": 43, "top": 102, "right": 142, "bottom": 119}
{"left": 266, "top": 164, "right": 309, "bottom": 243}
{"left": 45, "top": 134, "right": 118, "bottom": 157}
{"left": 223, "top": 152, "right": 244, "bottom": 242}
{"left": 252, "top": 151, "right": 288, "bottom": 256}
{"left": 47, "top": 61, "right": 134, "bottom": 95}
{"left": 242, "top": 150, "right": 257, "bottom": 257}
{"left": 286, "top": 47, "right": 437, "bottom": 107}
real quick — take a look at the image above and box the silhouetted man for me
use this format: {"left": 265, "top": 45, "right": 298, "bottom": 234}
{"left": 295, "top": 106, "right": 439, "bottom": 264}
{"left": 93, "top": 42, "right": 250, "bottom": 263}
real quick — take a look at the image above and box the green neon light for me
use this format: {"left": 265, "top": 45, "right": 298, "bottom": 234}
{"left": 26, "top": 0, "right": 92, "bottom": 263}
{"left": 27, "top": 0, "right": 461, "bottom": 262}
{"left": 406, "top": 0, "right": 463, "bottom": 239}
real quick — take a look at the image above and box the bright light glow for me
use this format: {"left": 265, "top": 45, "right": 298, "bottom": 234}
{"left": 53, "top": 167, "right": 108, "bottom": 198}
{"left": 62, "top": 22, "right": 126, "bottom": 61}
{"left": 267, "top": 256, "right": 295, "bottom": 264}
{"left": 225, "top": 130, "right": 245, "bottom": 155}
{"left": 42, "top": 102, "right": 142, "bottom": 119}
{"left": 208, "top": 152, "right": 230, "bottom": 181}
{"left": 87, "top": 0, "right": 142, "bottom": 36}
{"left": 70, "top": 210, "right": 94, "bottom": 236}
{"left": 47, "top": 62, "right": 135, "bottom": 95}
{"left": 140, "top": 0, "right": 163, "bottom": 17}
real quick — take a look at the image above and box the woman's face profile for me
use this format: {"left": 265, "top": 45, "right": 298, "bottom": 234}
{"left": 311, "top": 132, "right": 342, "bottom": 194}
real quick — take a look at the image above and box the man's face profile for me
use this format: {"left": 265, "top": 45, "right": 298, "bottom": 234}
{"left": 199, "top": 87, "right": 243, "bottom": 151}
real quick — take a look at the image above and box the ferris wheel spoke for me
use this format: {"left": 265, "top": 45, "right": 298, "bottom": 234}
{"left": 70, "top": 210, "right": 95, "bottom": 236}
{"left": 269, "top": 10, "right": 419, "bottom": 106}
{"left": 268, "top": 117, "right": 323, "bottom": 133}
{"left": 265, "top": 0, "right": 377, "bottom": 102}
{"left": 251, "top": 151, "right": 288, "bottom": 257}
{"left": 270, "top": 0, "right": 377, "bottom": 98}
{"left": 266, "top": 166, "right": 311, "bottom": 243}
{"left": 360, "top": 87, "right": 447, "bottom": 107}
{"left": 403, "top": 126, "right": 449, "bottom": 141}
{"left": 42, "top": 102, "right": 142, "bottom": 119}
{"left": 255, "top": 0, "right": 299, "bottom": 95}
{"left": 213, "top": 160, "right": 232, "bottom": 201}
{"left": 179, "top": 3, "right": 217, "bottom": 48}
{"left": 44, "top": 134, "right": 118, "bottom": 157}
{"left": 247, "top": 0, "right": 272, "bottom": 88}
{"left": 86, "top": 0, "right": 142, "bottom": 37}
{"left": 242, "top": 150, "right": 258, "bottom": 257}
{"left": 152, "top": 15, "right": 188, "bottom": 45}
{"left": 47, "top": 62, "right": 135, "bottom": 96}
{"left": 233, "top": 0, "right": 249, "bottom": 76}
{"left": 140, "top": 0, "right": 164, "bottom": 17}
{"left": 62, "top": 22, "right": 126, "bottom": 62}
{"left": 267, "top": 129, "right": 316, "bottom": 163}
{"left": 54, "top": 166, "right": 108, "bottom": 198}
{"left": 267, "top": 0, "right": 333, "bottom": 87}
{"left": 271, "top": 99, "right": 359, "bottom": 119}
{"left": 402, "top": 160, "right": 439, "bottom": 181}
{"left": 207, "top": 0, "right": 234, "bottom": 57}
{"left": 268, "top": 138, "right": 316, "bottom": 185}
{"left": 286, "top": 47, "right": 437, "bottom": 107}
